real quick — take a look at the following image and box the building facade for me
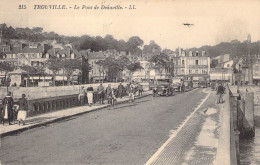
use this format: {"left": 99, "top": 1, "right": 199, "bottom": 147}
{"left": 172, "top": 49, "right": 210, "bottom": 80}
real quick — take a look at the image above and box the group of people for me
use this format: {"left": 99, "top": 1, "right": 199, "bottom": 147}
{"left": 78, "top": 82, "right": 143, "bottom": 106}
{"left": 1, "top": 92, "right": 28, "bottom": 126}
{"left": 78, "top": 85, "right": 95, "bottom": 106}
{"left": 78, "top": 83, "right": 124, "bottom": 106}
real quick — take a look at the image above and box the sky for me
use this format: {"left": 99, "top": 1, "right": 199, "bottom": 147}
{"left": 0, "top": 0, "right": 260, "bottom": 50}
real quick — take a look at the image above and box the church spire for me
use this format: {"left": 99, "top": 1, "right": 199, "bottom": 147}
{"left": 247, "top": 34, "right": 251, "bottom": 44}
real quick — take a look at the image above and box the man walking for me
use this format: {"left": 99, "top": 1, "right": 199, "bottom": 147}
{"left": 97, "top": 83, "right": 105, "bottom": 104}
{"left": 217, "top": 83, "right": 225, "bottom": 104}
{"left": 117, "top": 82, "right": 124, "bottom": 98}
{"left": 106, "top": 84, "right": 112, "bottom": 100}
{"left": 78, "top": 86, "right": 85, "bottom": 106}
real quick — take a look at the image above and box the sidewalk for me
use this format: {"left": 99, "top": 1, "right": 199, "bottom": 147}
{"left": 146, "top": 89, "right": 223, "bottom": 165}
{"left": 0, "top": 91, "right": 152, "bottom": 138}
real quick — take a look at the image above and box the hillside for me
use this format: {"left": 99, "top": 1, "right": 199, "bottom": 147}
{"left": 186, "top": 40, "right": 260, "bottom": 58}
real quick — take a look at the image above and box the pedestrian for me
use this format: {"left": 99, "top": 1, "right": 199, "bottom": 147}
{"left": 138, "top": 84, "right": 143, "bottom": 96}
{"left": 117, "top": 82, "right": 124, "bottom": 98}
{"left": 129, "top": 82, "right": 135, "bottom": 102}
{"left": 216, "top": 83, "right": 225, "bottom": 104}
{"left": 97, "top": 83, "right": 105, "bottom": 104}
{"left": 78, "top": 86, "right": 85, "bottom": 106}
{"left": 2, "top": 92, "right": 14, "bottom": 125}
{"left": 17, "top": 94, "right": 28, "bottom": 125}
{"left": 86, "top": 86, "right": 94, "bottom": 107}
{"left": 106, "top": 84, "right": 112, "bottom": 100}
{"left": 153, "top": 86, "right": 157, "bottom": 97}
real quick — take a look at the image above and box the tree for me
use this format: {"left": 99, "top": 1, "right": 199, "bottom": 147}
{"left": 95, "top": 56, "right": 133, "bottom": 82}
{"left": 143, "top": 40, "right": 161, "bottom": 54}
{"left": 0, "top": 61, "right": 15, "bottom": 91}
{"left": 126, "top": 36, "right": 144, "bottom": 55}
{"left": 46, "top": 58, "right": 63, "bottom": 86}
{"left": 101, "top": 57, "right": 120, "bottom": 82}
{"left": 118, "top": 39, "right": 127, "bottom": 51}
{"left": 149, "top": 53, "right": 170, "bottom": 71}
{"left": 62, "top": 59, "right": 82, "bottom": 85}
{"left": 32, "top": 27, "right": 43, "bottom": 34}
{"left": 126, "top": 62, "right": 143, "bottom": 81}
{"left": 210, "top": 59, "right": 219, "bottom": 68}
{"left": 95, "top": 60, "right": 106, "bottom": 83}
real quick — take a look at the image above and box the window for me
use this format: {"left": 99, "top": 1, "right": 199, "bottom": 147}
{"left": 57, "top": 54, "right": 60, "bottom": 58}
{"left": 62, "top": 54, "right": 66, "bottom": 58}
{"left": 189, "top": 69, "right": 192, "bottom": 74}
{"left": 196, "top": 52, "right": 199, "bottom": 56}
{"left": 195, "top": 60, "right": 199, "bottom": 65}
{"left": 195, "top": 69, "right": 198, "bottom": 73}
{"left": 182, "top": 60, "right": 185, "bottom": 66}
{"left": 227, "top": 64, "right": 230, "bottom": 67}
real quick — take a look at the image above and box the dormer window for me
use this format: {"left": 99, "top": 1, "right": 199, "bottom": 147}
{"left": 62, "top": 54, "right": 66, "bottom": 58}
{"left": 57, "top": 54, "right": 60, "bottom": 58}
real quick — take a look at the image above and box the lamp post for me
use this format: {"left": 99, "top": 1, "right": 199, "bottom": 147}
{"left": 247, "top": 34, "right": 253, "bottom": 85}
{"left": 222, "top": 66, "right": 224, "bottom": 85}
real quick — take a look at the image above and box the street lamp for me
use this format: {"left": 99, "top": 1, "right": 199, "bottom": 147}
{"left": 222, "top": 66, "right": 224, "bottom": 85}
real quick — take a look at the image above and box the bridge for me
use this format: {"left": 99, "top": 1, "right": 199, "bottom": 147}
{"left": 0, "top": 84, "right": 258, "bottom": 164}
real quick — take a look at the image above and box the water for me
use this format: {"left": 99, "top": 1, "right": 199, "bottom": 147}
{"left": 240, "top": 127, "right": 260, "bottom": 165}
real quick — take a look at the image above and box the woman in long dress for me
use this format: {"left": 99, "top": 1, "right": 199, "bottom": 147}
{"left": 17, "top": 94, "right": 28, "bottom": 125}
{"left": 86, "top": 86, "right": 94, "bottom": 107}
{"left": 2, "top": 92, "right": 14, "bottom": 125}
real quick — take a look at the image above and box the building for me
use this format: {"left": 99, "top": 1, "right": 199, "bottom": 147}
{"left": 0, "top": 39, "right": 82, "bottom": 86}
{"left": 252, "top": 60, "right": 260, "bottom": 85}
{"left": 214, "top": 54, "right": 230, "bottom": 64}
{"left": 221, "top": 60, "right": 234, "bottom": 68}
{"left": 209, "top": 68, "right": 233, "bottom": 83}
{"left": 172, "top": 48, "right": 210, "bottom": 86}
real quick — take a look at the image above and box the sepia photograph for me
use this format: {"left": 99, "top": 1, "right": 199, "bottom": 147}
{"left": 0, "top": 0, "right": 260, "bottom": 164}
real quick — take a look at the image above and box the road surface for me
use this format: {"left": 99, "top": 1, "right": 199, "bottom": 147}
{"left": 0, "top": 89, "right": 207, "bottom": 165}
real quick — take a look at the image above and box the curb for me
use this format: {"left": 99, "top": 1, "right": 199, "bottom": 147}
{"left": 0, "top": 93, "right": 152, "bottom": 138}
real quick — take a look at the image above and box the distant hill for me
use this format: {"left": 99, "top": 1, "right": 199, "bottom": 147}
{"left": 186, "top": 40, "right": 260, "bottom": 59}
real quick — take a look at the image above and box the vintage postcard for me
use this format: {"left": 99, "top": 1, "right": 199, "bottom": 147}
{"left": 0, "top": 0, "right": 260, "bottom": 164}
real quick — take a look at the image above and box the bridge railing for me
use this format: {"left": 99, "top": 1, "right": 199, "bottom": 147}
{"left": 215, "top": 86, "right": 238, "bottom": 165}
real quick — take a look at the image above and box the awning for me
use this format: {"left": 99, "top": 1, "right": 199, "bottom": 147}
{"left": 40, "top": 76, "right": 52, "bottom": 80}
{"left": 55, "top": 76, "right": 67, "bottom": 81}
{"left": 29, "top": 76, "right": 40, "bottom": 80}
